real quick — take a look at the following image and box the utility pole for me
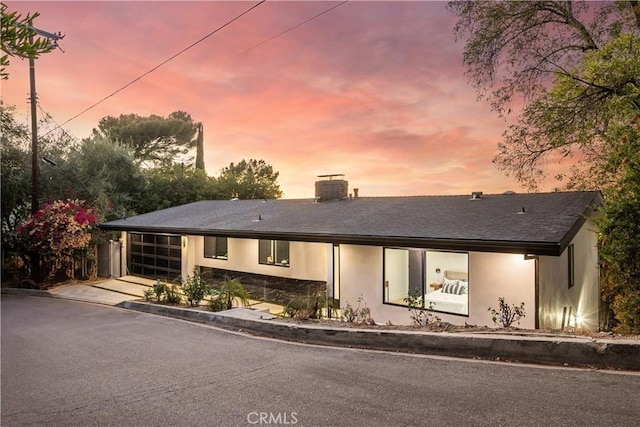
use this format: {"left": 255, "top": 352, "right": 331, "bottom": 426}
{"left": 29, "top": 33, "right": 39, "bottom": 214}
{"left": 26, "top": 24, "right": 64, "bottom": 214}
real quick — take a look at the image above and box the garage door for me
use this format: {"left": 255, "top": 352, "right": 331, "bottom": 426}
{"left": 128, "top": 232, "right": 182, "bottom": 279}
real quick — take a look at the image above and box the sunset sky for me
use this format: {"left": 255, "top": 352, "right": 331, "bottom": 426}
{"left": 3, "top": 1, "right": 547, "bottom": 199}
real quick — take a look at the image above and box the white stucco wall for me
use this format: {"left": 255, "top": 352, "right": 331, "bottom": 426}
{"left": 188, "top": 236, "right": 328, "bottom": 281}
{"left": 120, "top": 228, "right": 595, "bottom": 330}
{"left": 538, "top": 220, "right": 599, "bottom": 331}
{"left": 182, "top": 235, "right": 196, "bottom": 280}
{"left": 338, "top": 245, "right": 536, "bottom": 328}
{"left": 467, "top": 252, "right": 536, "bottom": 329}
{"left": 119, "top": 231, "right": 128, "bottom": 276}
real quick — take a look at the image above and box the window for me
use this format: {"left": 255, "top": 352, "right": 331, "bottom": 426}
{"left": 568, "top": 244, "right": 575, "bottom": 288}
{"left": 259, "top": 240, "right": 290, "bottom": 267}
{"left": 204, "top": 236, "right": 228, "bottom": 259}
{"left": 383, "top": 248, "right": 469, "bottom": 316}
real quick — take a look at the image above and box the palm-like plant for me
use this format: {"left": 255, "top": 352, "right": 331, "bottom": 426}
{"left": 212, "top": 277, "right": 250, "bottom": 310}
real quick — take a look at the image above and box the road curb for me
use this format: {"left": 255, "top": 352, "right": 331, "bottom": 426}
{"left": 1, "top": 287, "right": 119, "bottom": 306}
{"left": 121, "top": 300, "right": 640, "bottom": 371}
{"left": 5, "top": 289, "right": 638, "bottom": 370}
{"left": 2, "top": 288, "right": 51, "bottom": 298}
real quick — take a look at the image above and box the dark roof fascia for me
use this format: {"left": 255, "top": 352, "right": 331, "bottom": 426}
{"left": 99, "top": 224, "right": 562, "bottom": 256}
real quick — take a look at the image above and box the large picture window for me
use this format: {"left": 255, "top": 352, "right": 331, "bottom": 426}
{"left": 204, "top": 236, "right": 228, "bottom": 260}
{"left": 259, "top": 240, "right": 290, "bottom": 267}
{"left": 384, "top": 248, "right": 469, "bottom": 316}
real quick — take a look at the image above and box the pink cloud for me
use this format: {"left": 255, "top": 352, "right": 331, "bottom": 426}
{"left": 3, "top": 1, "right": 544, "bottom": 199}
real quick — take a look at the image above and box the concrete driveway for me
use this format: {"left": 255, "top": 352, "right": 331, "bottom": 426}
{"left": 47, "top": 276, "right": 152, "bottom": 305}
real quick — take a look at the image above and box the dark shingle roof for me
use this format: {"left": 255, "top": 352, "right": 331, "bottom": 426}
{"left": 100, "top": 191, "right": 602, "bottom": 256}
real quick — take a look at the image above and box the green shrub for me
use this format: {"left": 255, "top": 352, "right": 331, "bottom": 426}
{"left": 403, "top": 289, "right": 440, "bottom": 326}
{"left": 163, "top": 284, "right": 182, "bottom": 305}
{"left": 153, "top": 281, "right": 167, "bottom": 301}
{"left": 143, "top": 288, "right": 154, "bottom": 301}
{"left": 284, "top": 293, "right": 328, "bottom": 319}
{"left": 182, "top": 269, "right": 211, "bottom": 307}
{"left": 207, "top": 293, "right": 228, "bottom": 312}
{"left": 488, "top": 297, "right": 525, "bottom": 328}
{"left": 611, "top": 290, "right": 640, "bottom": 334}
{"left": 341, "top": 295, "right": 374, "bottom": 325}
{"left": 283, "top": 297, "right": 306, "bottom": 318}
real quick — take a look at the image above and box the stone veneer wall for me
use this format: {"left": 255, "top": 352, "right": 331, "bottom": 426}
{"left": 198, "top": 266, "right": 327, "bottom": 305}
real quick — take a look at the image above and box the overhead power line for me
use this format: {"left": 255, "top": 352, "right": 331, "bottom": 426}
{"left": 51, "top": 0, "right": 266, "bottom": 133}
{"left": 40, "top": 0, "right": 349, "bottom": 138}
{"left": 37, "top": 102, "right": 80, "bottom": 144}
{"left": 236, "top": 0, "right": 349, "bottom": 56}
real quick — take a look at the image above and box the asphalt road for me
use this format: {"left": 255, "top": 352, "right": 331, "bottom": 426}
{"left": 2, "top": 295, "right": 639, "bottom": 427}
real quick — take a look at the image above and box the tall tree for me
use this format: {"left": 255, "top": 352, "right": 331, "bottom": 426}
{"left": 448, "top": 0, "right": 640, "bottom": 190}
{"left": 92, "top": 111, "right": 198, "bottom": 166}
{"left": 65, "top": 136, "right": 144, "bottom": 221}
{"left": 136, "top": 164, "right": 217, "bottom": 214}
{"left": 0, "top": 2, "right": 59, "bottom": 79}
{"left": 215, "top": 159, "right": 283, "bottom": 200}
{"left": 1, "top": 102, "right": 31, "bottom": 263}
{"left": 449, "top": 1, "right": 640, "bottom": 332}
{"left": 596, "top": 118, "right": 640, "bottom": 333}
{"left": 195, "top": 123, "right": 205, "bottom": 170}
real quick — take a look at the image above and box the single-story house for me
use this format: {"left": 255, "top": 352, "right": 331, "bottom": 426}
{"left": 100, "top": 178, "right": 602, "bottom": 330}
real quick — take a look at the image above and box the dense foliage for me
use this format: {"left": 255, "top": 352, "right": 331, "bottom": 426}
{"left": 449, "top": 0, "right": 640, "bottom": 190}
{"left": 1, "top": 103, "right": 283, "bottom": 283}
{"left": 41, "top": 136, "right": 145, "bottom": 221}
{"left": 596, "top": 119, "right": 640, "bottom": 333}
{"left": 216, "top": 159, "right": 283, "bottom": 200}
{"left": 135, "top": 163, "right": 217, "bottom": 214}
{"left": 92, "top": 111, "right": 198, "bottom": 166}
{"left": 18, "top": 199, "right": 98, "bottom": 281}
{"left": 1, "top": 103, "right": 31, "bottom": 258}
{"left": 449, "top": 0, "right": 640, "bottom": 332}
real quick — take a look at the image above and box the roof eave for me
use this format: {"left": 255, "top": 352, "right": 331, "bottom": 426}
{"left": 99, "top": 224, "right": 562, "bottom": 256}
{"left": 558, "top": 192, "right": 603, "bottom": 253}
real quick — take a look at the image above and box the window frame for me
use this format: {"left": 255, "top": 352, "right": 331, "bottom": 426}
{"left": 258, "top": 239, "right": 290, "bottom": 267}
{"left": 382, "top": 247, "right": 469, "bottom": 317}
{"left": 204, "top": 236, "right": 228, "bottom": 260}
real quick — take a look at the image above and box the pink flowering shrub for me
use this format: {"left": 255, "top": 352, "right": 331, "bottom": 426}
{"left": 18, "top": 199, "right": 98, "bottom": 281}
